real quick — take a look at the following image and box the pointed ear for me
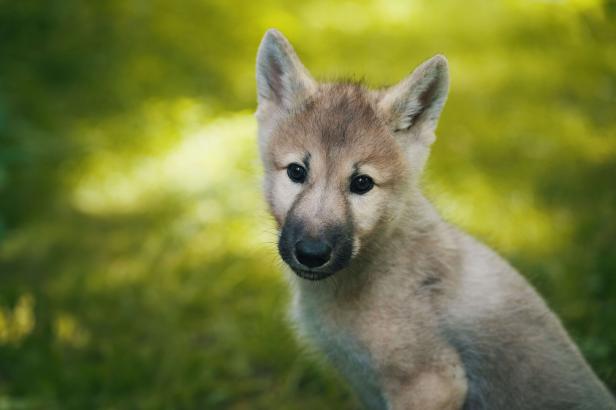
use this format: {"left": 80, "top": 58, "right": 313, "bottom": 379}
{"left": 378, "top": 55, "right": 449, "bottom": 136}
{"left": 256, "top": 29, "right": 316, "bottom": 111}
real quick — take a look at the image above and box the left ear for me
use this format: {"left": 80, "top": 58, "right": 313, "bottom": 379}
{"left": 256, "top": 29, "right": 316, "bottom": 112}
{"left": 378, "top": 55, "right": 449, "bottom": 138}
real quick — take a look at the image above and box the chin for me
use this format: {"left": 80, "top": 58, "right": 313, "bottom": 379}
{"left": 292, "top": 268, "right": 335, "bottom": 281}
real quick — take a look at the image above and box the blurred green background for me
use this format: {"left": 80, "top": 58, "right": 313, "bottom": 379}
{"left": 0, "top": 0, "right": 615, "bottom": 408}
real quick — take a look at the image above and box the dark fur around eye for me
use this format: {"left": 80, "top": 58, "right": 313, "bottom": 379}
{"left": 287, "top": 163, "right": 307, "bottom": 183}
{"left": 350, "top": 175, "right": 374, "bottom": 194}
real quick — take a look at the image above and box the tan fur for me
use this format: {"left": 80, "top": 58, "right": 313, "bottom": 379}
{"left": 256, "top": 29, "right": 616, "bottom": 410}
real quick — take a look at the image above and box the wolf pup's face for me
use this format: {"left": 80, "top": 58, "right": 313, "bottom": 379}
{"left": 256, "top": 30, "right": 449, "bottom": 281}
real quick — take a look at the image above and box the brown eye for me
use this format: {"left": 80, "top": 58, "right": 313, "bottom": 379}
{"left": 350, "top": 175, "right": 374, "bottom": 194}
{"left": 287, "top": 163, "right": 307, "bottom": 183}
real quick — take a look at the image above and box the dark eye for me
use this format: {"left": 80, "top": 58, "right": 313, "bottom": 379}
{"left": 350, "top": 175, "right": 374, "bottom": 194}
{"left": 287, "top": 163, "right": 307, "bottom": 183}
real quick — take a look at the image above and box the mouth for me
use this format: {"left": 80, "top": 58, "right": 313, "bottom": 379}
{"left": 293, "top": 268, "right": 335, "bottom": 281}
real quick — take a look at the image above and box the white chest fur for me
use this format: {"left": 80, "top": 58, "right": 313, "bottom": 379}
{"left": 290, "top": 290, "right": 388, "bottom": 410}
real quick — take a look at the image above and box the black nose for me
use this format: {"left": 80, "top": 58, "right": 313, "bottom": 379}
{"left": 295, "top": 239, "right": 332, "bottom": 268}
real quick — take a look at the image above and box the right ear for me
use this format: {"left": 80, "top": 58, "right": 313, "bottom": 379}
{"left": 256, "top": 29, "right": 316, "bottom": 112}
{"left": 378, "top": 55, "right": 449, "bottom": 138}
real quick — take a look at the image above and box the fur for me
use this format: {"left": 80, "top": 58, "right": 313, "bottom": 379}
{"left": 255, "top": 29, "right": 616, "bottom": 410}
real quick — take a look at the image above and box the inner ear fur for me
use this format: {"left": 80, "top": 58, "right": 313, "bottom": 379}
{"left": 256, "top": 29, "right": 316, "bottom": 111}
{"left": 378, "top": 54, "right": 449, "bottom": 135}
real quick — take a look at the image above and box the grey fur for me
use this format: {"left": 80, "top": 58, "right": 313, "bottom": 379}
{"left": 256, "top": 29, "right": 616, "bottom": 410}
{"left": 443, "top": 232, "right": 615, "bottom": 410}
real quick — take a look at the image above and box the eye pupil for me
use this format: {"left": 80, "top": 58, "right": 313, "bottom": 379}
{"left": 287, "top": 163, "right": 307, "bottom": 183}
{"left": 350, "top": 175, "right": 374, "bottom": 194}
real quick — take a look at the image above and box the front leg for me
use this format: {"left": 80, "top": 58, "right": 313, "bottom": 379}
{"left": 383, "top": 358, "right": 467, "bottom": 410}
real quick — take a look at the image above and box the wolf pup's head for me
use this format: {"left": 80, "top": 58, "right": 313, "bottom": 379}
{"left": 256, "top": 29, "right": 449, "bottom": 281}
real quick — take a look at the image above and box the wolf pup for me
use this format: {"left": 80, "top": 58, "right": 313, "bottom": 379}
{"left": 255, "top": 29, "right": 615, "bottom": 410}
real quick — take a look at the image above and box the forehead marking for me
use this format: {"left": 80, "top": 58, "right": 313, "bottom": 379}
{"left": 271, "top": 83, "right": 406, "bottom": 187}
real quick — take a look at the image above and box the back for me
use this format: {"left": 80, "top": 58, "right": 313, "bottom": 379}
{"left": 444, "top": 230, "right": 616, "bottom": 409}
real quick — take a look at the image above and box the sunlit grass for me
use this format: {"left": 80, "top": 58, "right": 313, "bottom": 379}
{"left": 0, "top": 295, "right": 35, "bottom": 345}
{"left": 429, "top": 172, "right": 573, "bottom": 256}
{"left": 53, "top": 312, "right": 90, "bottom": 348}
{"left": 71, "top": 103, "right": 258, "bottom": 215}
